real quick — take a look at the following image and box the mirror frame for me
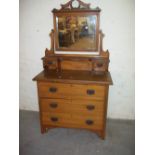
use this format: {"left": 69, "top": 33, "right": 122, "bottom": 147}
{"left": 52, "top": 0, "right": 101, "bottom": 54}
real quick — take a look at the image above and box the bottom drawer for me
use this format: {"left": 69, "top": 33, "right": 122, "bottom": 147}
{"left": 42, "top": 112, "right": 103, "bottom": 130}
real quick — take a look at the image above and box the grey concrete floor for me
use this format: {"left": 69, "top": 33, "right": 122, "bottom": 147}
{"left": 19, "top": 110, "right": 135, "bottom": 155}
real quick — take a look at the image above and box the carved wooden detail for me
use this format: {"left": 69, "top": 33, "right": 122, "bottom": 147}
{"left": 52, "top": 0, "right": 100, "bottom": 12}
{"left": 60, "top": 0, "right": 90, "bottom": 10}
{"left": 50, "top": 29, "right": 55, "bottom": 51}
{"left": 45, "top": 29, "right": 55, "bottom": 56}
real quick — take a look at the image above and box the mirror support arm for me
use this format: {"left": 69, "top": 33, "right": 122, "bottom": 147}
{"left": 45, "top": 29, "right": 55, "bottom": 56}
{"left": 50, "top": 29, "right": 55, "bottom": 52}
{"left": 99, "top": 30, "right": 105, "bottom": 54}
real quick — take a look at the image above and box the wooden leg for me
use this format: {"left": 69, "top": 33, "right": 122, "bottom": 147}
{"left": 41, "top": 126, "right": 48, "bottom": 134}
{"left": 95, "top": 130, "right": 106, "bottom": 140}
{"left": 41, "top": 126, "right": 56, "bottom": 134}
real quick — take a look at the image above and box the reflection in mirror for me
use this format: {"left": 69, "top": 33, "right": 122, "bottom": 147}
{"left": 56, "top": 16, "right": 97, "bottom": 51}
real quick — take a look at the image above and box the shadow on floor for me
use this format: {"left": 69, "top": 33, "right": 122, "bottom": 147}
{"left": 19, "top": 110, "right": 135, "bottom": 155}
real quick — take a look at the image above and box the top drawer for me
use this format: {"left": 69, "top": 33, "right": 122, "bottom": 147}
{"left": 71, "top": 84, "right": 106, "bottom": 100}
{"left": 38, "top": 82, "right": 106, "bottom": 100}
{"left": 38, "top": 82, "right": 71, "bottom": 99}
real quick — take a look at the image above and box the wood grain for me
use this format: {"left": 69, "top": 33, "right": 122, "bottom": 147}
{"left": 42, "top": 112, "right": 103, "bottom": 130}
{"left": 38, "top": 81, "right": 106, "bottom": 100}
{"left": 71, "top": 84, "right": 106, "bottom": 100}
{"left": 40, "top": 98, "right": 104, "bottom": 116}
{"left": 61, "top": 60, "right": 92, "bottom": 71}
{"left": 33, "top": 70, "right": 113, "bottom": 85}
{"left": 38, "top": 82, "right": 71, "bottom": 99}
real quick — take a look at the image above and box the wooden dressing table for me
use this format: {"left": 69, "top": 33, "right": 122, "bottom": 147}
{"left": 33, "top": 0, "right": 112, "bottom": 139}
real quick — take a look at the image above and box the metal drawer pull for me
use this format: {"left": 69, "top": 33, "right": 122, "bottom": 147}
{"left": 97, "top": 63, "right": 103, "bottom": 67}
{"left": 51, "top": 117, "right": 58, "bottom": 122}
{"left": 86, "top": 120, "right": 94, "bottom": 125}
{"left": 87, "top": 89, "right": 95, "bottom": 95}
{"left": 50, "top": 102, "right": 58, "bottom": 108}
{"left": 49, "top": 87, "right": 57, "bottom": 93}
{"left": 86, "top": 105, "right": 95, "bottom": 110}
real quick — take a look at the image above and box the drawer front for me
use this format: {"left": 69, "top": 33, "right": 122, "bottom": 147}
{"left": 40, "top": 98, "right": 70, "bottom": 113}
{"left": 71, "top": 84, "right": 106, "bottom": 100}
{"left": 40, "top": 99, "right": 104, "bottom": 116}
{"left": 43, "top": 59, "right": 57, "bottom": 70}
{"left": 38, "top": 82, "right": 71, "bottom": 98}
{"left": 42, "top": 112, "right": 71, "bottom": 127}
{"left": 70, "top": 99, "right": 104, "bottom": 116}
{"left": 71, "top": 115, "right": 103, "bottom": 130}
{"left": 38, "top": 82, "right": 105, "bottom": 100}
{"left": 42, "top": 112, "right": 103, "bottom": 130}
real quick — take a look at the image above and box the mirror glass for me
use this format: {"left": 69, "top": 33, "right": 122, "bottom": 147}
{"left": 56, "top": 15, "right": 97, "bottom": 51}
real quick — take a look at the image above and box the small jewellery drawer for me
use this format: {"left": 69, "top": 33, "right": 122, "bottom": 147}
{"left": 43, "top": 59, "right": 57, "bottom": 70}
{"left": 71, "top": 84, "right": 106, "bottom": 100}
{"left": 42, "top": 113, "right": 103, "bottom": 130}
{"left": 38, "top": 82, "right": 71, "bottom": 98}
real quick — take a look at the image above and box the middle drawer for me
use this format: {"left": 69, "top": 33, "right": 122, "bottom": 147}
{"left": 40, "top": 98, "right": 104, "bottom": 116}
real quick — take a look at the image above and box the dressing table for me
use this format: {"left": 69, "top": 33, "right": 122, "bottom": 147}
{"left": 33, "top": 0, "right": 112, "bottom": 139}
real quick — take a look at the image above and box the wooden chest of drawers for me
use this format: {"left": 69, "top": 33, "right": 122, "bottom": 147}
{"left": 33, "top": 70, "right": 112, "bottom": 139}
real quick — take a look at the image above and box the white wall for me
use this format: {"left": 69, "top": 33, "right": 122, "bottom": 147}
{"left": 19, "top": 0, "right": 135, "bottom": 119}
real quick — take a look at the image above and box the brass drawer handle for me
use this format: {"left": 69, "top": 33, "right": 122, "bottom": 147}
{"left": 87, "top": 89, "right": 95, "bottom": 95}
{"left": 86, "top": 120, "right": 94, "bottom": 125}
{"left": 51, "top": 117, "right": 58, "bottom": 122}
{"left": 49, "top": 87, "right": 57, "bottom": 93}
{"left": 86, "top": 105, "right": 95, "bottom": 110}
{"left": 49, "top": 102, "right": 58, "bottom": 108}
